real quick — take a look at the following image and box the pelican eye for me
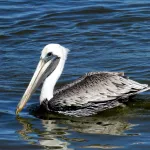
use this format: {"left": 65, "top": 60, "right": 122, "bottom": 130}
{"left": 47, "top": 52, "right": 52, "bottom": 57}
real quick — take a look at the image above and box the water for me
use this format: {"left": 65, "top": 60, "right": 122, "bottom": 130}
{"left": 0, "top": 0, "right": 150, "bottom": 149}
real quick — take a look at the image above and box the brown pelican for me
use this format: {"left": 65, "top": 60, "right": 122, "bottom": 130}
{"left": 16, "top": 44, "right": 150, "bottom": 117}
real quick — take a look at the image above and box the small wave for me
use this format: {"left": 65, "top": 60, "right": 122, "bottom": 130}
{"left": 68, "top": 5, "right": 116, "bottom": 14}
{"left": 41, "top": 5, "right": 116, "bottom": 20}
{"left": 0, "top": 34, "right": 10, "bottom": 39}
{"left": 12, "top": 29, "right": 36, "bottom": 35}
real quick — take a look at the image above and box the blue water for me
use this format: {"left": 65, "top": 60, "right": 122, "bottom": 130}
{"left": 0, "top": 0, "right": 150, "bottom": 149}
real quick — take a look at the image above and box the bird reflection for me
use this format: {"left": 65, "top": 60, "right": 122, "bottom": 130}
{"left": 16, "top": 109, "right": 134, "bottom": 149}
{"left": 17, "top": 116, "right": 72, "bottom": 150}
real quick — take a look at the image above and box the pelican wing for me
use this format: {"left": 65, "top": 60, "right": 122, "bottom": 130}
{"left": 49, "top": 72, "right": 148, "bottom": 113}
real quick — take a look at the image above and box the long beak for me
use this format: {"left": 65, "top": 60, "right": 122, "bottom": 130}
{"left": 16, "top": 53, "right": 61, "bottom": 115}
{"left": 16, "top": 56, "right": 60, "bottom": 115}
{"left": 16, "top": 58, "right": 48, "bottom": 115}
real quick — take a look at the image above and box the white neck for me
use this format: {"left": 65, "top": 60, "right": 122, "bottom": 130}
{"left": 40, "top": 58, "right": 66, "bottom": 104}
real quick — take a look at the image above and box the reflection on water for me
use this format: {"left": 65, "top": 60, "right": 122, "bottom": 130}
{"left": 40, "top": 120, "right": 72, "bottom": 150}
{"left": 17, "top": 116, "right": 71, "bottom": 149}
{"left": 17, "top": 109, "right": 134, "bottom": 150}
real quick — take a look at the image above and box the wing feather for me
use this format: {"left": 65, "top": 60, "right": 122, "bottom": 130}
{"left": 49, "top": 72, "right": 148, "bottom": 110}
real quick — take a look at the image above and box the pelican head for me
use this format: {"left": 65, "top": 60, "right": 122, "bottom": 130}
{"left": 16, "top": 44, "right": 69, "bottom": 114}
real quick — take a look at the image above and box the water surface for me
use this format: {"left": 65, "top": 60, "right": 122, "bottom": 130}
{"left": 0, "top": 0, "right": 150, "bottom": 149}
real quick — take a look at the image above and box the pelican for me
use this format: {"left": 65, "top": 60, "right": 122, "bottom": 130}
{"left": 16, "top": 44, "right": 150, "bottom": 117}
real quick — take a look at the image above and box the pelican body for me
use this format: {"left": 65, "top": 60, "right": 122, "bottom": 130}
{"left": 16, "top": 44, "right": 150, "bottom": 117}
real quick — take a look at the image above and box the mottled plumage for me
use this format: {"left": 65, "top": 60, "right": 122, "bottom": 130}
{"left": 43, "top": 71, "right": 149, "bottom": 116}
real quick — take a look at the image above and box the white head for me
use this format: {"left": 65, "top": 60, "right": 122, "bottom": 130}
{"left": 41, "top": 44, "right": 68, "bottom": 61}
{"left": 16, "top": 44, "right": 69, "bottom": 114}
